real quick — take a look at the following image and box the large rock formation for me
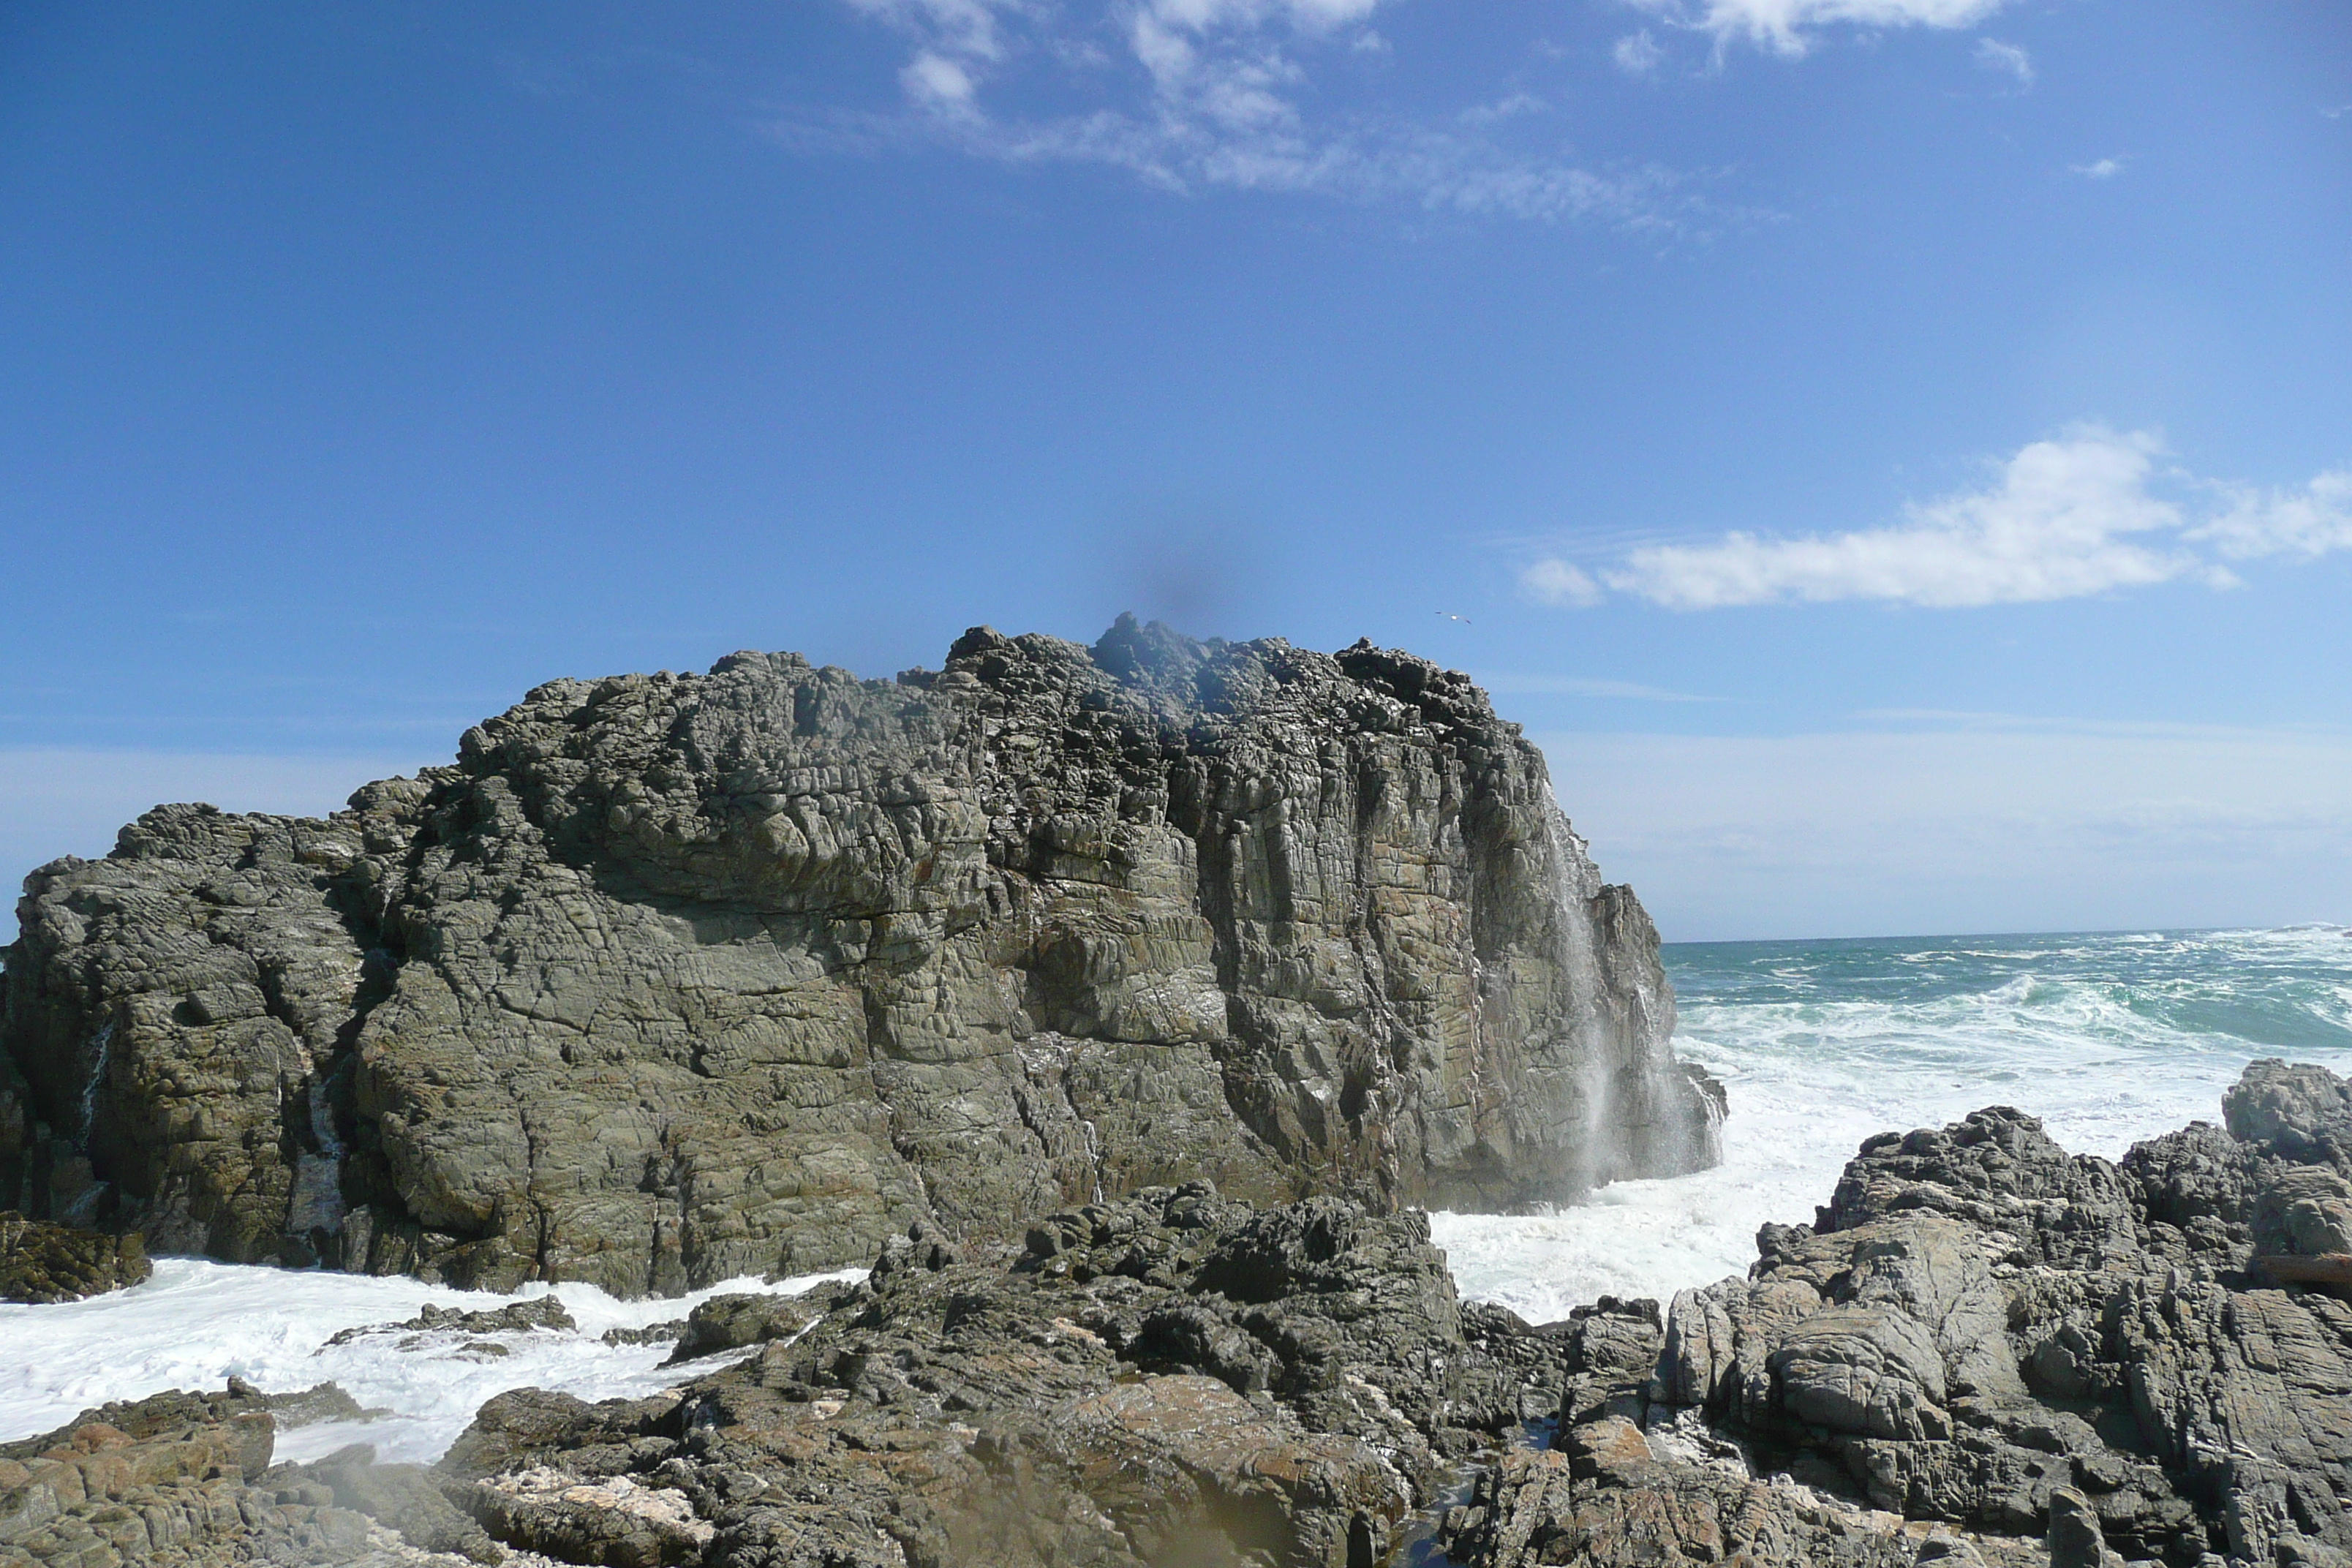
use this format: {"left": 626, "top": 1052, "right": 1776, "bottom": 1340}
{"left": 0, "top": 618, "right": 1720, "bottom": 1296}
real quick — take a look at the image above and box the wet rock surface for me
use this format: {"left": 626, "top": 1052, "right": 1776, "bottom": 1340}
{"left": 0, "top": 1212, "right": 148, "bottom": 1304}
{"left": 0, "top": 619, "right": 1717, "bottom": 1296}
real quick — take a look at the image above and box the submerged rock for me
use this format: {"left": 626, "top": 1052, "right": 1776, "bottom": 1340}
{"left": 0, "top": 619, "right": 1719, "bottom": 1295}
{"left": 0, "top": 1211, "right": 148, "bottom": 1304}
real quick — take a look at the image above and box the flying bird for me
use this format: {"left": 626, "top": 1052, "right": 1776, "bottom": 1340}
{"left": 1435, "top": 611, "right": 1472, "bottom": 625}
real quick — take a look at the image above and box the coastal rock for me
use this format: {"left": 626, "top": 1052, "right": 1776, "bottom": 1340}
{"left": 0, "top": 1384, "right": 524, "bottom": 1567}
{"left": 0, "top": 1211, "right": 148, "bottom": 1303}
{"left": 426, "top": 1181, "right": 1582, "bottom": 1568}
{"left": 0, "top": 619, "right": 1719, "bottom": 1295}
{"left": 1549, "top": 1063, "right": 2352, "bottom": 1568}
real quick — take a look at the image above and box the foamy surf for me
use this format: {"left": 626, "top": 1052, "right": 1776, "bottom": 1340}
{"left": 0, "top": 1259, "right": 862, "bottom": 1463}
{"left": 1434, "top": 925, "right": 2352, "bottom": 1322}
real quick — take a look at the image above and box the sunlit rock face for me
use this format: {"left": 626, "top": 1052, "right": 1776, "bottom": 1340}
{"left": 0, "top": 617, "right": 1721, "bottom": 1296}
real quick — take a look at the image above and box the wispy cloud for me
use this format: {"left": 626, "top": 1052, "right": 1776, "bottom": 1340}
{"left": 1518, "top": 426, "right": 2352, "bottom": 611}
{"left": 2070, "top": 157, "right": 2124, "bottom": 178}
{"left": 1971, "top": 37, "right": 2031, "bottom": 87}
{"left": 1613, "top": 29, "right": 1665, "bottom": 75}
{"left": 1630, "top": 0, "right": 2008, "bottom": 59}
{"left": 802, "top": 1, "right": 1709, "bottom": 227}
{"left": 1521, "top": 559, "right": 1604, "bottom": 607}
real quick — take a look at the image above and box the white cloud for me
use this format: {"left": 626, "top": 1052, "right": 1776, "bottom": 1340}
{"left": 844, "top": 0, "right": 1020, "bottom": 61}
{"left": 1458, "top": 91, "right": 1546, "bottom": 125}
{"left": 1632, "top": 0, "right": 2008, "bottom": 59}
{"left": 1522, "top": 427, "right": 2352, "bottom": 611}
{"left": 2070, "top": 157, "right": 2124, "bottom": 178}
{"left": 1520, "top": 558, "right": 1605, "bottom": 606}
{"left": 814, "top": 0, "right": 1705, "bottom": 228}
{"left": 1972, "top": 37, "right": 2031, "bottom": 86}
{"left": 1613, "top": 29, "right": 1665, "bottom": 75}
{"left": 902, "top": 50, "right": 981, "bottom": 109}
{"left": 2190, "top": 470, "right": 2352, "bottom": 559}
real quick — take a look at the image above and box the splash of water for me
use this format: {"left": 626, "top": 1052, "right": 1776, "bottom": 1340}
{"left": 286, "top": 1072, "right": 348, "bottom": 1240}
{"left": 1434, "top": 926, "right": 2352, "bottom": 1324}
{"left": 77, "top": 1022, "right": 113, "bottom": 1142}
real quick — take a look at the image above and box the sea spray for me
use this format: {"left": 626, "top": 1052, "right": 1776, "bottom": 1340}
{"left": 1433, "top": 924, "right": 2352, "bottom": 1323}
{"left": 77, "top": 1022, "right": 113, "bottom": 1142}
{"left": 286, "top": 1071, "right": 348, "bottom": 1242}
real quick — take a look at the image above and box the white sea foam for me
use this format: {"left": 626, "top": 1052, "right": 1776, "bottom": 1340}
{"left": 0, "top": 1260, "right": 862, "bottom": 1464}
{"left": 1434, "top": 926, "right": 2352, "bottom": 1323}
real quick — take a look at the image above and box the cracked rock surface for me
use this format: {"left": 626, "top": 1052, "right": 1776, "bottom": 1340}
{"left": 0, "top": 617, "right": 1718, "bottom": 1295}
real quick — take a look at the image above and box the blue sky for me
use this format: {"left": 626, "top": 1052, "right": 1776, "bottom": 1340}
{"left": 1, "top": 1, "right": 2347, "bottom": 940}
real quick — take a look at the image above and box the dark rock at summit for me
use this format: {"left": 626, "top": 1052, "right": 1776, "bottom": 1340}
{"left": 0, "top": 617, "right": 1720, "bottom": 1296}
{"left": 0, "top": 1210, "right": 149, "bottom": 1304}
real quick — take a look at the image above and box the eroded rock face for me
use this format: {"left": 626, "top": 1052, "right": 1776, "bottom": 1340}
{"left": 0, "top": 1382, "right": 490, "bottom": 1568}
{"left": 0, "top": 619, "right": 1719, "bottom": 1295}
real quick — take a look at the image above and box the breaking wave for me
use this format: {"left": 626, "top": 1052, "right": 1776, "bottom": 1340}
{"left": 1433, "top": 925, "right": 2352, "bottom": 1323}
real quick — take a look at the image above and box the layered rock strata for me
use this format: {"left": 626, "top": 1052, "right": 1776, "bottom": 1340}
{"left": 0, "top": 617, "right": 1720, "bottom": 1295}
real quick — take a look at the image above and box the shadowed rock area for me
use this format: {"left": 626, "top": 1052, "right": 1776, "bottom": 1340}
{"left": 0, "top": 618, "right": 1721, "bottom": 1296}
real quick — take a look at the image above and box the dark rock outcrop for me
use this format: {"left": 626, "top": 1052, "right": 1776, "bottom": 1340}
{"left": 1451, "top": 1059, "right": 2352, "bottom": 1568}
{"left": 0, "top": 1212, "right": 148, "bottom": 1303}
{"left": 0, "top": 619, "right": 1719, "bottom": 1296}
{"left": 426, "top": 1180, "right": 1587, "bottom": 1568}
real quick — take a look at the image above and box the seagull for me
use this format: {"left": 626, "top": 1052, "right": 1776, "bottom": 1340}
{"left": 1435, "top": 611, "right": 1472, "bottom": 625}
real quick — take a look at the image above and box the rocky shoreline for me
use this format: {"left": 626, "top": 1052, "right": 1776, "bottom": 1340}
{"left": 11, "top": 1058, "right": 2352, "bottom": 1566}
{"left": 0, "top": 621, "right": 1718, "bottom": 1297}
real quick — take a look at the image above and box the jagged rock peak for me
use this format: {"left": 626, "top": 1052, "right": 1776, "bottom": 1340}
{"left": 0, "top": 619, "right": 1721, "bottom": 1297}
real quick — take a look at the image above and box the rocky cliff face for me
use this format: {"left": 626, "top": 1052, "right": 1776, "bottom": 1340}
{"left": 0, "top": 617, "right": 1721, "bottom": 1296}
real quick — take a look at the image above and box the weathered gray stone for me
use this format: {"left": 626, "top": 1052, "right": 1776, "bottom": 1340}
{"left": 431, "top": 1183, "right": 1578, "bottom": 1568}
{"left": 1, "top": 619, "right": 1719, "bottom": 1296}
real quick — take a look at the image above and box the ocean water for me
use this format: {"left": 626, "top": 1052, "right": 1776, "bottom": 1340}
{"left": 7, "top": 926, "right": 2351, "bottom": 1463}
{"left": 0, "top": 1264, "right": 862, "bottom": 1462}
{"left": 1433, "top": 924, "right": 2352, "bottom": 1322}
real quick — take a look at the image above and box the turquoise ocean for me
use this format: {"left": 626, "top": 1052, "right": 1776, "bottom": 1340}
{"left": 1432, "top": 924, "right": 2352, "bottom": 1320}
